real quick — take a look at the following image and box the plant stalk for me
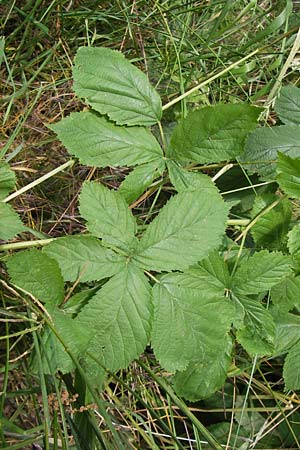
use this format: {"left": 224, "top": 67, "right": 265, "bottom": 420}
{"left": 3, "top": 160, "right": 74, "bottom": 203}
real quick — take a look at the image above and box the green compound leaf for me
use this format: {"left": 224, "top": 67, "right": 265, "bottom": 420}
{"left": 235, "top": 296, "right": 275, "bottom": 356}
{"left": 151, "top": 272, "right": 232, "bottom": 372}
{"left": 168, "top": 104, "right": 260, "bottom": 163}
{"left": 271, "top": 275, "right": 300, "bottom": 313}
{"left": 33, "top": 308, "right": 90, "bottom": 375}
{"left": 250, "top": 194, "right": 292, "bottom": 250}
{"left": 275, "top": 85, "right": 300, "bottom": 126}
{"left": 6, "top": 249, "right": 64, "bottom": 306}
{"left": 232, "top": 250, "right": 291, "bottom": 296}
{"left": 119, "top": 159, "right": 165, "bottom": 204}
{"left": 283, "top": 341, "right": 300, "bottom": 390}
{"left": 43, "top": 235, "right": 125, "bottom": 282}
{"left": 73, "top": 46, "right": 162, "bottom": 126}
{"left": 0, "top": 202, "right": 25, "bottom": 240}
{"left": 79, "top": 181, "right": 137, "bottom": 253}
{"left": 77, "top": 264, "right": 152, "bottom": 373}
{"left": 173, "top": 335, "right": 232, "bottom": 401}
{"left": 0, "top": 161, "right": 16, "bottom": 200}
{"left": 49, "top": 111, "right": 163, "bottom": 168}
{"left": 240, "top": 125, "right": 300, "bottom": 179}
{"left": 166, "top": 160, "right": 219, "bottom": 194}
{"left": 276, "top": 152, "right": 300, "bottom": 198}
{"left": 134, "top": 189, "right": 229, "bottom": 272}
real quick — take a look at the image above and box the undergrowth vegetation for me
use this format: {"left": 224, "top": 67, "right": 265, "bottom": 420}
{"left": 2, "top": 1, "right": 300, "bottom": 449}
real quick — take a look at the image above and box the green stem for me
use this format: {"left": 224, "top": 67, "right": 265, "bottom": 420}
{"left": 162, "top": 48, "right": 259, "bottom": 111}
{"left": 235, "top": 197, "right": 282, "bottom": 243}
{"left": 267, "top": 26, "right": 300, "bottom": 106}
{"left": 138, "top": 360, "right": 224, "bottom": 450}
{"left": 3, "top": 160, "right": 74, "bottom": 203}
{"left": 227, "top": 219, "right": 250, "bottom": 226}
{"left": 0, "top": 238, "right": 54, "bottom": 252}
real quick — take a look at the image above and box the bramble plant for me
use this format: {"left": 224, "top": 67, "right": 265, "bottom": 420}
{"left": 3, "top": 47, "right": 300, "bottom": 401}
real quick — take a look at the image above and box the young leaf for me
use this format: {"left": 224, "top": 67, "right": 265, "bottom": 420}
{"left": 0, "top": 202, "right": 26, "bottom": 240}
{"left": 0, "top": 161, "right": 16, "bottom": 199}
{"left": 232, "top": 250, "right": 291, "bottom": 295}
{"left": 275, "top": 85, "right": 300, "bottom": 126}
{"left": 73, "top": 47, "right": 162, "bottom": 126}
{"left": 271, "top": 275, "right": 300, "bottom": 312}
{"left": 240, "top": 125, "right": 300, "bottom": 179}
{"left": 151, "top": 272, "right": 233, "bottom": 372}
{"left": 250, "top": 194, "right": 292, "bottom": 250}
{"left": 6, "top": 249, "right": 64, "bottom": 306}
{"left": 43, "top": 235, "right": 125, "bottom": 282}
{"left": 235, "top": 296, "right": 275, "bottom": 356}
{"left": 173, "top": 335, "right": 232, "bottom": 401}
{"left": 119, "top": 159, "right": 165, "bottom": 204}
{"left": 166, "top": 160, "right": 219, "bottom": 194}
{"left": 134, "top": 189, "right": 229, "bottom": 272}
{"left": 79, "top": 181, "right": 137, "bottom": 253}
{"left": 168, "top": 104, "right": 260, "bottom": 163}
{"left": 276, "top": 152, "right": 300, "bottom": 198}
{"left": 49, "top": 111, "right": 163, "bottom": 168}
{"left": 77, "top": 264, "right": 152, "bottom": 372}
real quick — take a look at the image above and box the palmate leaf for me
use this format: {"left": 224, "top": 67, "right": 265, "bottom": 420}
{"left": 6, "top": 249, "right": 64, "bottom": 307}
{"left": 173, "top": 335, "right": 232, "bottom": 401}
{"left": 250, "top": 194, "right": 292, "bottom": 250}
{"left": 151, "top": 272, "right": 233, "bottom": 372}
{"left": 73, "top": 47, "right": 162, "bottom": 126}
{"left": 79, "top": 181, "right": 137, "bottom": 253}
{"left": 275, "top": 85, "right": 300, "bottom": 126}
{"left": 168, "top": 104, "right": 260, "bottom": 163}
{"left": 77, "top": 264, "right": 152, "bottom": 373}
{"left": 0, "top": 202, "right": 26, "bottom": 240}
{"left": 133, "top": 189, "right": 229, "bottom": 272}
{"left": 119, "top": 159, "right": 165, "bottom": 204}
{"left": 49, "top": 111, "right": 163, "bottom": 168}
{"left": 0, "top": 161, "right": 16, "bottom": 200}
{"left": 276, "top": 152, "right": 300, "bottom": 198}
{"left": 232, "top": 250, "right": 291, "bottom": 295}
{"left": 43, "top": 235, "right": 125, "bottom": 282}
{"left": 240, "top": 125, "right": 300, "bottom": 179}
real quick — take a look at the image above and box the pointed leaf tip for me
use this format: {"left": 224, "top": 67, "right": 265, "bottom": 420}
{"left": 73, "top": 46, "right": 162, "bottom": 126}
